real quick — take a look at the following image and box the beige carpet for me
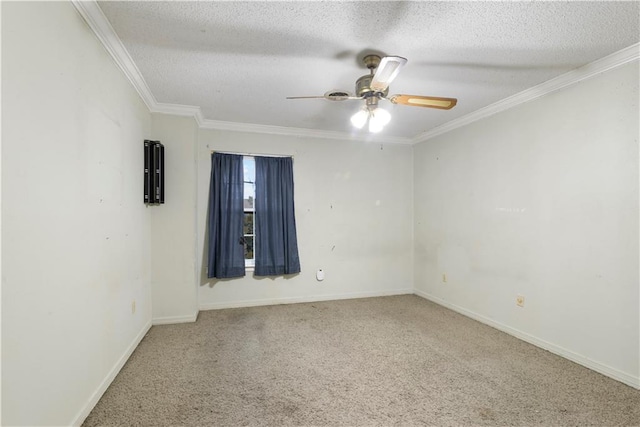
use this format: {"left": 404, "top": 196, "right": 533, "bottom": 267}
{"left": 83, "top": 295, "right": 640, "bottom": 426}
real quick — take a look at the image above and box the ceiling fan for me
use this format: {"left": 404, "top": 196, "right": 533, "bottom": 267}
{"left": 287, "top": 54, "right": 457, "bottom": 133}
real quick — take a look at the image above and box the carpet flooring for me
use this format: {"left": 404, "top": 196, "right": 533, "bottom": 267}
{"left": 83, "top": 295, "right": 640, "bottom": 426}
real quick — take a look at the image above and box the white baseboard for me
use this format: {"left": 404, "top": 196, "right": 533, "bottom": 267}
{"left": 152, "top": 311, "right": 199, "bottom": 325}
{"left": 414, "top": 290, "right": 640, "bottom": 390}
{"left": 72, "top": 320, "right": 152, "bottom": 426}
{"left": 199, "top": 288, "right": 414, "bottom": 311}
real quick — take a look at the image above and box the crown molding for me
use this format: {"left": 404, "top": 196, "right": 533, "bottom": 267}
{"left": 150, "top": 102, "right": 411, "bottom": 143}
{"left": 413, "top": 42, "right": 640, "bottom": 144}
{"left": 73, "top": 2, "right": 638, "bottom": 146}
{"left": 72, "top": 0, "right": 158, "bottom": 111}
{"left": 152, "top": 103, "right": 204, "bottom": 122}
{"left": 199, "top": 118, "right": 412, "bottom": 144}
{"left": 71, "top": 0, "right": 411, "bottom": 145}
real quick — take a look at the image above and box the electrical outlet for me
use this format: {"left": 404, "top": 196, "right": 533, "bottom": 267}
{"left": 516, "top": 295, "right": 525, "bottom": 307}
{"left": 132, "top": 300, "right": 136, "bottom": 314}
{"left": 442, "top": 273, "right": 447, "bottom": 283}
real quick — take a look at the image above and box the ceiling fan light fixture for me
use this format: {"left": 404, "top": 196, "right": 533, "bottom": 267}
{"left": 371, "top": 107, "right": 391, "bottom": 127}
{"left": 351, "top": 104, "right": 391, "bottom": 133}
{"left": 368, "top": 118, "right": 384, "bottom": 133}
{"left": 350, "top": 108, "right": 369, "bottom": 129}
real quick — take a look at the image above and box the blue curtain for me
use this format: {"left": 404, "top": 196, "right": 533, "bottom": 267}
{"left": 207, "top": 153, "right": 246, "bottom": 279}
{"left": 254, "top": 156, "right": 301, "bottom": 276}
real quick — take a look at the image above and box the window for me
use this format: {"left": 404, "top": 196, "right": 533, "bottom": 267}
{"left": 243, "top": 156, "right": 255, "bottom": 268}
{"left": 207, "top": 152, "right": 300, "bottom": 279}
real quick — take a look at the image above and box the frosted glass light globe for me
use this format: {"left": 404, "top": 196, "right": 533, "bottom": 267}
{"left": 350, "top": 109, "right": 368, "bottom": 129}
{"left": 368, "top": 118, "right": 384, "bottom": 133}
{"left": 372, "top": 107, "right": 391, "bottom": 126}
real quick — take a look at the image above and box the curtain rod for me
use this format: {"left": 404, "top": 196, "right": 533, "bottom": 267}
{"left": 212, "top": 150, "right": 293, "bottom": 159}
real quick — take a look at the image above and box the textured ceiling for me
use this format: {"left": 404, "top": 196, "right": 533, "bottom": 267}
{"left": 97, "top": 1, "right": 639, "bottom": 140}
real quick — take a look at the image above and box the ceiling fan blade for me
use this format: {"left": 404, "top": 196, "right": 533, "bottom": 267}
{"left": 287, "top": 93, "right": 362, "bottom": 101}
{"left": 388, "top": 95, "right": 457, "bottom": 110}
{"left": 370, "top": 56, "right": 407, "bottom": 92}
{"left": 286, "top": 96, "right": 326, "bottom": 99}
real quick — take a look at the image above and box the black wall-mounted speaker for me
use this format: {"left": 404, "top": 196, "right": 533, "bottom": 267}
{"left": 144, "top": 140, "right": 165, "bottom": 204}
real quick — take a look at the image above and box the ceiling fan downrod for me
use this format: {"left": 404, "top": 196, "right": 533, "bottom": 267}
{"left": 363, "top": 54, "right": 382, "bottom": 72}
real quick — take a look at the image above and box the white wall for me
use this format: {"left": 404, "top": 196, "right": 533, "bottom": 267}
{"left": 2, "top": 3, "right": 152, "bottom": 425}
{"left": 1, "top": 2, "right": 4, "bottom": 423}
{"left": 197, "top": 130, "right": 414, "bottom": 309}
{"left": 150, "top": 114, "right": 198, "bottom": 324}
{"left": 413, "top": 61, "right": 640, "bottom": 388}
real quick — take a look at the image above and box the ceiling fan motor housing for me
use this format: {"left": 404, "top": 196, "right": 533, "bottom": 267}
{"left": 355, "top": 74, "right": 388, "bottom": 98}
